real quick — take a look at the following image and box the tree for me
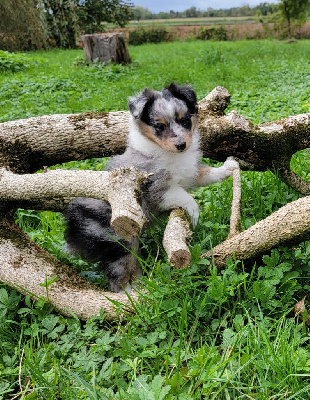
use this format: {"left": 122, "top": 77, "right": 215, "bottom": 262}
{"left": 278, "top": 0, "right": 310, "bottom": 35}
{"left": 0, "top": 0, "right": 49, "bottom": 51}
{"left": 77, "top": 0, "right": 133, "bottom": 33}
{"left": 42, "top": 0, "right": 79, "bottom": 48}
{"left": 0, "top": 87, "right": 310, "bottom": 319}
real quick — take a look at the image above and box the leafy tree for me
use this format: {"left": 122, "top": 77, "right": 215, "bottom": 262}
{"left": 278, "top": 0, "right": 310, "bottom": 34}
{"left": 42, "top": 0, "right": 79, "bottom": 48}
{"left": 77, "top": 0, "right": 133, "bottom": 33}
{"left": 0, "top": 0, "right": 48, "bottom": 51}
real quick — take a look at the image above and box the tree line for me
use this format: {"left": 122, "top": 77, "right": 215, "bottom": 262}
{"left": 132, "top": 3, "right": 279, "bottom": 20}
{"left": 0, "top": 0, "right": 309, "bottom": 51}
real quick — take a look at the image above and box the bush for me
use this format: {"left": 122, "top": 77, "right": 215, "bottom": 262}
{"left": 128, "top": 27, "right": 174, "bottom": 45}
{"left": 196, "top": 26, "right": 228, "bottom": 41}
{"left": 0, "top": 51, "right": 35, "bottom": 72}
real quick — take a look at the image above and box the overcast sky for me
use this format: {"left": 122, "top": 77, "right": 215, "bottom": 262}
{"left": 133, "top": 1, "right": 274, "bottom": 13}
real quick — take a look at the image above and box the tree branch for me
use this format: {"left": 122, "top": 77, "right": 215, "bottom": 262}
{"left": 0, "top": 220, "right": 137, "bottom": 320}
{"left": 0, "top": 167, "right": 149, "bottom": 240}
{"left": 163, "top": 208, "right": 192, "bottom": 269}
{"left": 0, "top": 111, "right": 128, "bottom": 173}
{"left": 1, "top": 88, "right": 309, "bottom": 197}
{"left": 228, "top": 159, "right": 242, "bottom": 238}
{"left": 202, "top": 195, "right": 310, "bottom": 268}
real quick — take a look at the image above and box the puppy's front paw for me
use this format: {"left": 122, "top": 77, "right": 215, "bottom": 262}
{"left": 223, "top": 159, "right": 239, "bottom": 175}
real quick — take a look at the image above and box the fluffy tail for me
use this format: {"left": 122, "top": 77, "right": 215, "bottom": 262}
{"left": 64, "top": 198, "right": 141, "bottom": 292}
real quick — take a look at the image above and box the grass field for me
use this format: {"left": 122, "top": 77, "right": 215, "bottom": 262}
{"left": 0, "top": 40, "right": 310, "bottom": 399}
{"left": 127, "top": 16, "right": 256, "bottom": 28}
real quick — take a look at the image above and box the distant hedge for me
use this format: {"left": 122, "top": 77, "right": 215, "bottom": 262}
{"left": 196, "top": 26, "right": 228, "bottom": 41}
{"left": 128, "top": 27, "right": 175, "bottom": 45}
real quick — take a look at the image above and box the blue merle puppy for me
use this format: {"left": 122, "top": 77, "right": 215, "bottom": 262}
{"left": 65, "top": 84, "right": 238, "bottom": 292}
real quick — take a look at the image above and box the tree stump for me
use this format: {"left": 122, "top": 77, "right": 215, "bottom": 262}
{"left": 80, "top": 33, "right": 131, "bottom": 64}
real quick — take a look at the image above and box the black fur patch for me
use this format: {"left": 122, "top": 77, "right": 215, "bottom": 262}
{"left": 165, "top": 83, "right": 197, "bottom": 115}
{"left": 65, "top": 198, "right": 129, "bottom": 263}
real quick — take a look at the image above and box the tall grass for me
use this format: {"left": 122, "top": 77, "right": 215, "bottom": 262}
{"left": 0, "top": 40, "right": 309, "bottom": 399}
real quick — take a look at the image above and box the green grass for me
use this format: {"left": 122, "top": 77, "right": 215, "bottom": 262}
{"left": 126, "top": 16, "right": 256, "bottom": 28}
{"left": 0, "top": 40, "right": 310, "bottom": 399}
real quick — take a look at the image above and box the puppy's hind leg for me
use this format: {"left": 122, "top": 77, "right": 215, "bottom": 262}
{"left": 99, "top": 239, "right": 141, "bottom": 293}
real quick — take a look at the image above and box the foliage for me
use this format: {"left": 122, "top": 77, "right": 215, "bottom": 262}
{"left": 77, "top": 0, "right": 133, "bottom": 33}
{"left": 41, "top": 0, "right": 79, "bottom": 48}
{"left": 129, "top": 27, "right": 174, "bottom": 45}
{"left": 130, "top": 3, "right": 280, "bottom": 20}
{"left": 258, "top": 0, "right": 310, "bottom": 38}
{"left": 0, "top": 0, "right": 49, "bottom": 52}
{"left": 278, "top": 0, "right": 310, "bottom": 34}
{"left": 0, "top": 0, "right": 133, "bottom": 51}
{"left": 0, "top": 51, "right": 38, "bottom": 73}
{"left": 0, "top": 40, "right": 310, "bottom": 397}
{"left": 196, "top": 26, "right": 227, "bottom": 41}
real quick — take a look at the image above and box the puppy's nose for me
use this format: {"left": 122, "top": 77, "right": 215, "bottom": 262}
{"left": 176, "top": 142, "right": 186, "bottom": 151}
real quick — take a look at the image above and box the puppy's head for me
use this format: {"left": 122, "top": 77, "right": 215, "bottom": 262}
{"left": 128, "top": 83, "right": 198, "bottom": 153}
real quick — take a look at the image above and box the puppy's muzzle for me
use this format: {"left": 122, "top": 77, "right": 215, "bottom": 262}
{"left": 176, "top": 142, "right": 186, "bottom": 151}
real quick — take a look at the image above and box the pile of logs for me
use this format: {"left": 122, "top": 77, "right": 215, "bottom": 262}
{"left": 0, "top": 86, "right": 309, "bottom": 320}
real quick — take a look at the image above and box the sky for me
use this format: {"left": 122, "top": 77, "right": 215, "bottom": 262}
{"left": 133, "top": 0, "right": 272, "bottom": 13}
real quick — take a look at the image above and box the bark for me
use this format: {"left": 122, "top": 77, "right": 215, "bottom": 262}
{"left": 0, "top": 87, "right": 309, "bottom": 193}
{"left": 228, "top": 159, "right": 242, "bottom": 238}
{"left": 0, "top": 220, "right": 137, "bottom": 320}
{"left": 163, "top": 208, "right": 192, "bottom": 269}
{"left": 0, "top": 86, "right": 309, "bottom": 319}
{"left": 0, "top": 167, "right": 149, "bottom": 240}
{"left": 0, "top": 111, "right": 128, "bottom": 173}
{"left": 202, "top": 195, "right": 310, "bottom": 268}
{"left": 80, "top": 33, "right": 131, "bottom": 64}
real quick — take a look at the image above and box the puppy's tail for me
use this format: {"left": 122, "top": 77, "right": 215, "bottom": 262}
{"left": 64, "top": 197, "right": 130, "bottom": 265}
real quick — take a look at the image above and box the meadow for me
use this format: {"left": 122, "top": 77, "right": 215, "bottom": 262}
{"left": 0, "top": 39, "right": 310, "bottom": 399}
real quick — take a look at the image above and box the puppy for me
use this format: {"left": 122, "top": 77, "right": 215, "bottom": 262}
{"left": 65, "top": 83, "right": 238, "bottom": 292}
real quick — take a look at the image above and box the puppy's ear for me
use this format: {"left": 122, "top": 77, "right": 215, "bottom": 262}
{"left": 128, "top": 89, "right": 155, "bottom": 122}
{"left": 165, "top": 83, "right": 197, "bottom": 114}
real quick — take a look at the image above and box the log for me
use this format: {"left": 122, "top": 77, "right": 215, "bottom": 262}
{"left": 1, "top": 87, "right": 309, "bottom": 194}
{"left": 0, "top": 167, "right": 149, "bottom": 240}
{"left": 0, "top": 86, "right": 310, "bottom": 320}
{"left": 80, "top": 33, "right": 131, "bottom": 64}
{"left": 163, "top": 208, "right": 192, "bottom": 269}
{"left": 202, "top": 195, "right": 310, "bottom": 268}
{"left": 0, "top": 220, "right": 137, "bottom": 320}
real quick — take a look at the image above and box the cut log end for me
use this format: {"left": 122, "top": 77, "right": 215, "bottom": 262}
{"left": 111, "top": 216, "right": 142, "bottom": 240}
{"left": 169, "top": 249, "right": 191, "bottom": 269}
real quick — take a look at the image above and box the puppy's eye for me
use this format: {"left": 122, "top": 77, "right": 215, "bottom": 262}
{"left": 154, "top": 123, "right": 166, "bottom": 132}
{"left": 178, "top": 116, "right": 192, "bottom": 130}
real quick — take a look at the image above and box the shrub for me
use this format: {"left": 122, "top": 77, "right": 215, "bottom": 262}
{"left": 0, "top": 51, "right": 35, "bottom": 73}
{"left": 128, "top": 26, "right": 174, "bottom": 45}
{"left": 196, "top": 26, "right": 228, "bottom": 41}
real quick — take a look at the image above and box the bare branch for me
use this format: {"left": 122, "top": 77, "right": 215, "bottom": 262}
{"left": 1, "top": 88, "right": 309, "bottom": 197}
{"left": 228, "top": 160, "right": 242, "bottom": 238}
{"left": 202, "top": 195, "right": 310, "bottom": 268}
{"left": 0, "top": 111, "right": 129, "bottom": 173}
{"left": 0, "top": 221, "right": 137, "bottom": 320}
{"left": 0, "top": 167, "right": 149, "bottom": 240}
{"left": 163, "top": 208, "right": 192, "bottom": 269}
